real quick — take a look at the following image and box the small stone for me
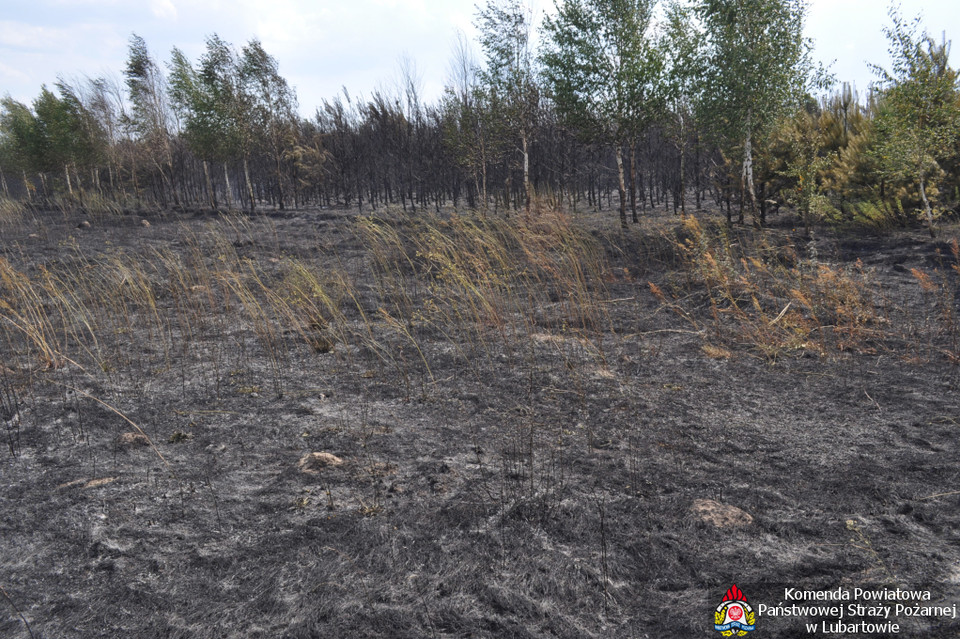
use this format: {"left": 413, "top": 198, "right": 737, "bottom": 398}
{"left": 77, "top": 220, "right": 91, "bottom": 229}
{"left": 298, "top": 452, "right": 344, "bottom": 474}
{"left": 140, "top": 219, "right": 151, "bottom": 227}
{"left": 691, "top": 499, "right": 753, "bottom": 528}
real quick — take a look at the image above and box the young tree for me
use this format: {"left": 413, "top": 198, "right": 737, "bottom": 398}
{"left": 20, "top": 84, "right": 105, "bottom": 198}
{"left": 442, "top": 31, "right": 487, "bottom": 209}
{"left": 51, "top": 81, "right": 108, "bottom": 197}
{"left": 241, "top": 39, "right": 299, "bottom": 210}
{"left": 542, "top": 0, "right": 664, "bottom": 227}
{"left": 81, "top": 76, "right": 127, "bottom": 196}
{"left": 207, "top": 35, "right": 259, "bottom": 210}
{"left": 695, "top": 0, "right": 813, "bottom": 226}
{"left": 663, "top": 0, "right": 704, "bottom": 214}
{"left": 169, "top": 46, "right": 219, "bottom": 208}
{"left": 475, "top": 0, "right": 539, "bottom": 212}
{"left": 32, "top": 88, "right": 73, "bottom": 191}
{"left": 778, "top": 105, "right": 831, "bottom": 233}
{"left": 179, "top": 35, "right": 260, "bottom": 211}
{"left": 871, "top": 7, "right": 959, "bottom": 237}
{"left": 124, "top": 34, "right": 178, "bottom": 205}
{"left": 0, "top": 97, "right": 41, "bottom": 198}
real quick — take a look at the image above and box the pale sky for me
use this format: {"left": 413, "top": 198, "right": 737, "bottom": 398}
{"left": 0, "top": 0, "right": 957, "bottom": 117}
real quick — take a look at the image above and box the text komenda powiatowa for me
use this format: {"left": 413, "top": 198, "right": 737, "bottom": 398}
{"left": 755, "top": 588, "right": 957, "bottom": 634}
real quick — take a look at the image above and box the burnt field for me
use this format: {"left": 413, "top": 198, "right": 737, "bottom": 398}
{"left": 1, "top": 204, "right": 959, "bottom": 638}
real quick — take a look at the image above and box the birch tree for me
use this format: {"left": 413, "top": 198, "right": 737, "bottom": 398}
{"left": 188, "top": 35, "right": 257, "bottom": 211}
{"left": 695, "top": 0, "right": 811, "bottom": 226}
{"left": 168, "top": 46, "right": 222, "bottom": 208}
{"left": 442, "top": 31, "right": 493, "bottom": 209}
{"left": 871, "top": 7, "right": 959, "bottom": 237}
{"left": 542, "top": 0, "right": 663, "bottom": 227}
{"left": 663, "top": 0, "right": 704, "bottom": 214}
{"left": 0, "top": 98, "right": 41, "bottom": 198}
{"left": 241, "top": 39, "right": 299, "bottom": 210}
{"left": 125, "top": 34, "right": 178, "bottom": 205}
{"left": 475, "top": 0, "right": 539, "bottom": 212}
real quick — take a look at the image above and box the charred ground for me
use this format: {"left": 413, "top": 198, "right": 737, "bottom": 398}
{"left": 1, "top": 204, "right": 959, "bottom": 638}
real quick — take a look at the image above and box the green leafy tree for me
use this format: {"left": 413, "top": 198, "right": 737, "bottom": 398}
{"left": 19, "top": 85, "right": 104, "bottom": 198}
{"left": 695, "top": 0, "right": 813, "bottom": 226}
{"left": 169, "top": 46, "right": 222, "bottom": 208}
{"left": 172, "top": 35, "right": 259, "bottom": 211}
{"left": 53, "top": 80, "right": 109, "bottom": 193}
{"left": 542, "top": 0, "right": 664, "bottom": 227}
{"left": 169, "top": 37, "right": 297, "bottom": 211}
{"left": 202, "top": 35, "right": 252, "bottom": 209}
{"left": 32, "top": 88, "right": 73, "bottom": 185}
{"left": 1, "top": 84, "right": 107, "bottom": 201}
{"left": 475, "top": 0, "right": 539, "bottom": 212}
{"left": 871, "top": 6, "right": 959, "bottom": 237}
{"left": 663, "top": 0, "right": 704, "bottom": 214}
{"left": 124, "top": 34, "right": 178, "bottom": 205}
{"left": 202, "top": 35, "right": 258, "bottom": 212}
{"left": 442, "top": 31, "right": 497, "bottom": 210}
{"left": 241, "top": 39, "right": 299, "bottom": 210}
{"left": 778, "top": 106, "right": 832, "bottom": 233}
{"left": 0, "top": 97, "right": 41, "bottom": 197}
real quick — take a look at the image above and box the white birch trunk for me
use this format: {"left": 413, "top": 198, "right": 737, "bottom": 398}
{"left": 243, "top": 156, "right": 255, "bottom": 213}
{"left": 203, "top": 160, "right": 216, "bottom": 210}
{"left": 919, "top": 175, "right": 936, "bottom": 237}
{"left": 615, "top": 145, "right": 628, "bottom": 228}
{"left": 522, "top": 130, "right": 531, "bottom": 215}
{"left": 742, "top": 115, "right": 758, "bottom": 225}
{"left": 223, "top": 164, "right": 233, "bottom": 210}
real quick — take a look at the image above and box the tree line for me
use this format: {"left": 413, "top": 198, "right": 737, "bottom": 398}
{"left": 1, "top": 0, "right": 958, "bottom": 233}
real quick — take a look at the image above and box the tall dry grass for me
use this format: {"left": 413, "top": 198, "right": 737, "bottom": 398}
{"left": 0, "top": 197, "right": 27, "bottom": 228}
{"left": 357, "top": 208, "right": 613, "bottom": 365}
{"left": 0, "top": 207, "right": 616, "bottom": 414}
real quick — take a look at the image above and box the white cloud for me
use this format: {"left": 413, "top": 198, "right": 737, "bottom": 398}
{"left": 47, "top": 0, "right": 121, "bottom": 6}
{"left": 0, "top": 61, "right": 32, "bottom": 84}
{"left": 151, "top": 0, "right": 177, "bottom": 20}
{"left": 0, "top": 21, "right": 73, "bottom": 50}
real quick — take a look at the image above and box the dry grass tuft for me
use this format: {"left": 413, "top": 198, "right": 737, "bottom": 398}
{"left": 0, "top": 196, "right": 26, "bottom": 227}
{"left": 701, "top": 344, "right": 733, "bottom": 360}
{"left": 666, "top": 216, "right": 885, "bottom": 359}
{"left": 298, "top": 452, "right": 345, "bottom": 474}
{"left": 115, "top": 432, "right": 150, "bottom": 448}
{"left": 691, "top": 498, "right": 754, "bottom": 528}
